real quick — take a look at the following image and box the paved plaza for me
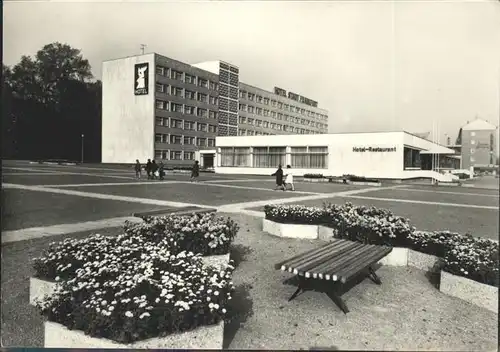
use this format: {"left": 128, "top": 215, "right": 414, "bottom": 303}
{"left": 1, "top": 160, "right": 499, "bottom": 349}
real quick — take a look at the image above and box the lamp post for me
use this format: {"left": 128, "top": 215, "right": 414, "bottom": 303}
{"left": 81, "top": 134, "right": 85, "bottom": 164}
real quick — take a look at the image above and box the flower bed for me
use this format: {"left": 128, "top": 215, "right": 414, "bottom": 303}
{"left": 303, "top": 173, "right": 324, "bottom": 179}
{"left": 36, "top": 243, "right": 234, "bottom": 347}
{"left": 263, "top": 203, "right": 499, "bottom": 287}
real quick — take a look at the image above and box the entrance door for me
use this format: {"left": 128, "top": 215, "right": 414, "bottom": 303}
{"left": 203, "top": 154, "right": 214, "bottom": 168}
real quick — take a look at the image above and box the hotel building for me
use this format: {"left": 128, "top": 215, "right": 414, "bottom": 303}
{"left": 101, "top": 53, "right": 329, "bottom": 166}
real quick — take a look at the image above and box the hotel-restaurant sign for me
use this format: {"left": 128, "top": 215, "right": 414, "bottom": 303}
{"left": 353, "top": 146, "right": 397, "bottom": 152}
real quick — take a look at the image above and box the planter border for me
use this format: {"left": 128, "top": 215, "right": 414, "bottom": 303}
{"left": 263, "top": 218, "right": 498, "bottom": 311}
{"left": 44, "top": 319, "right": 224, "bottom": 348}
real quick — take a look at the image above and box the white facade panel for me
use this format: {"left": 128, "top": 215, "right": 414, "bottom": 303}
{"left": 102, "top": 54, "right": 155, "bottom": 163}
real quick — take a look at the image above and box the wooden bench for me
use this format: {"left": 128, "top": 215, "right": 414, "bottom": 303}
{"left": 274, "top": 239, "right": 392, "bottom": 314}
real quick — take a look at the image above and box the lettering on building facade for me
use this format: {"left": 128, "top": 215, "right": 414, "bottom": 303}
{"left": 352, "top": 147, "right": 397, "bottom": 152}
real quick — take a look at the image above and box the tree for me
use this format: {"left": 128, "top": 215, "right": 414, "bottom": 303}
{"left": 3, "top": 42, "right": 101, "bottom": 161}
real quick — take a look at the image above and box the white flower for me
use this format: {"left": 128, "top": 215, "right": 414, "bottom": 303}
{"left": 125, "top": 311, "right": 134, "bottom": 318}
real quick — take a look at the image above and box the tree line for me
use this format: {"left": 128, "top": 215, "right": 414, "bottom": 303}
{"left": 2, "top": 42, "right": 102, "bottom": 162}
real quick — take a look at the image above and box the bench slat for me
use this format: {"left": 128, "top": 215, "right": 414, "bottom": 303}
{"left": 295, "top": 241, "right": 363, "bottom": 275}
{"left": 311, "top": 244, "right": 377, "bottom": 280}
{"left": 279, "top": 240, "right": 349, "bottom": 271}
{"left": 338, "top": 247, "right": 392, "bottom": 283}
{"left": 322, "top": 243, "right": 379, "bottom": 278}
{"left": 274, "top": 241, "right": 341, "bottom": 270}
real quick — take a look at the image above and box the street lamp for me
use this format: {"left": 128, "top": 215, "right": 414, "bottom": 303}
{"left": 81, "top": 134, "right": 85, "bottom": 164}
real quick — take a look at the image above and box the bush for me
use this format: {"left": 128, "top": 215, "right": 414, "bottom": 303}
{"left": 36, "top": 236, "right": 235, "bottom": 343}
{"left": 33, "top": 213, "right": 239, "bottom": 282}
{"left": 303, "top": 173, "right": 324, "bottom": 179}
{"left": 124, "top": 213, "right": 239, "bottom": 256}
{"left": 263, "top": 203, "right": 499, "bottom": 287}
{"left": 343, "top": 174, "right": 379, "bottom": 183}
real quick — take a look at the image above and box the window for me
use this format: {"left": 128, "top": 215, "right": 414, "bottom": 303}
{"left": 208, "top": 124, "right": 217, "bottom": 133}
{"left": 155, "top": 150, "right": 163, "bottom": 160}
{"left": 184, "top": 136, "right": 195, "bottom": 145}
{"left": 470, "top": 148, "right": 475, "bottom": 154}
{"left": 171, "top": 70, "right": 183, "bottom": 81}
{"left": 208, "top": 139, "right": 215, "bottom": 147}
{"left": 170, "top": 135, "right": 182, "bottom": 144}
{"left": 185, "top": 74, "right": 195, "bottom": 84}
{"left": 156, "top": 66, "right": 165, "bottom": 75}
{"left": 209, "top": 96, "right": 218, "bottom": 105}
{"left": 239, "top": 116, "right": 246, "bottom": 124}
{"left": 171, "top": 103, "right": 183, "bottom": 113}
{"left": 184, "top": 151, "right": 195, "bottom": 160}
{"left": 291, "top": 146, "right": 328, "bottom": 169}
{"left": 197, "top": 137, "right": 206, "bottom": 147}
{"left": 471, "top": 131, "right": 476, "bottom": 137}
{"left": 185, "top": 106, "right": 195, "bottom": 115}
{"left": 263, "top": 98, "right": 269, "bottom": 105}
{"left": 170, "top": 151, "right": 182, "bottom": 160}
{"left": 156, "top": 99, "right": 168, "bottom": 110}
{"left": 172, "top": 87, "right": 183, "bottom": 97}
{"left": 220, "top": 147, "right": 250, "bottom": 167}
{"left": 155, "top": 133, "right": 168, "bottom": 143}
{"left": 247, "top": 118, "right": 254, "bottom": 125}
{"left": 239, "top": 103, "right": 247, "bottom": 111}
{"left": 209, "top": 81, "right": 218, "bottom": 91}
{"left": 278, "top": 102, "right": 283, "bottom": 108}
{"left": 171, "top": 119, "right": 183, "bottom": 129}
{"left": 282, "top": 114, "right": 287, "bottom": 121}
{"left": 256, "top": 120, "right": 262, "bottom": 127}
{"left": 256, "top": 96, "right": 263, "bottom": 103}
{"left": 209, "top": 110, "right": 217, "bottom": 119}
{"left": 270, "top": 123, "right": 276, "bottom": 129}
{"left": 252, "top": 147, "right": 286, "bottom": 168}
{"left": 271, "top": 111, "right": 277, "bottom": 118}
{"left": 247, "top": 130, "right": 255, "bottom": 136}
{"left": 198, "top": 108, "right": 208, "bottom": 118}
{"left": 197, "top": 93, "right": 207, "bottom": 103}
{"left": 471, "top": 140, "right": 476, "bottom": 145}
{"left": 184, "top": 121, "right": 195, "bottom": 130}
{"left": 271, "top": 100, "right": 277, "bottom": 107}
{"left": 156, "top": 83, "right": 165, "bottom": 93}
{"left": 256, "top": 108, "right": 262, "bottom": 115}
{"left": 185, "top": 90, "right": 196, "bottom": 100}
{"left": 263, "top": 109, "right": 270, "bottom": 117}
{"left": 248, "top": 93, "right": 255, "bottom": 101}
{"left": 248, "top": 106, "right": 255, "bottom": 113}
{"left": 263, "top": 121, "right": 269, "bottom": 128}
{"left": 238, "top": 129, "right": 246, "bottom": 136}
{"left": 155, "top": 117, "right": 167, "bottom": 126}
{"left": 239, "top": 90, "right": 246, "bottom": 99}
{"left": 197, "top": 123, "right": 207, "bottom": 132}
{"left": 198, "top": 78, "right": 208, "bottom": 88}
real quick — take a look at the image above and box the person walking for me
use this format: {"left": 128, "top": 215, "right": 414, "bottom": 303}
{"left": 151, "top": 160, "right": 158, "bottom": 180}
{"left": 158, "top": 161, "right": 165, "bottom": 180}
{"left": 146, "top": 159, "right": 152, "bottom": 179}
{"left": 284, "top": 165, "right": 295, "bottom": 191}
{"left": 272, "top": 164, "right": 285, "bottom": 191}
{"left": 191, "top": 160, "right": 200, "bottom": 182}
{"left": 135, "top": 159, "right": 142, "bottom": 179}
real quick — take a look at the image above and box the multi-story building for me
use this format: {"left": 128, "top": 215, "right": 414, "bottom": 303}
{"left": 453, "top": 118, "right": 498, "bottom": 170}
{"left": 101, "top": 53, "right": 329, "bottom": 166}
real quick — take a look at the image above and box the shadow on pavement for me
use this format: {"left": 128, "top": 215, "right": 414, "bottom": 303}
{"left": 223, "top": 283, "right": 254, "bottom": 349}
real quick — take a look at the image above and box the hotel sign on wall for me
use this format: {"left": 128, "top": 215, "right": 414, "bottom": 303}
{"left": 353, "top": 147, "right": 397, "bottom": 152}
{"left": 134, "top": 63, "right": 149, "bottom": 95}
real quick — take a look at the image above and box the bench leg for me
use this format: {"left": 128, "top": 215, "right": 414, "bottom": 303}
{"left": 288, "top": 276, "right": 307, "bottom": 302}
{"left": 325, "top": 286, "right": 349, "bottom": 314}
{"left": 368, "top": 266, "right": 381, "bottom": 285}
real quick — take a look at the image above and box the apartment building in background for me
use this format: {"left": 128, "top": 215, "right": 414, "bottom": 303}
{"left": 101, "top": 52, "right": 329, "bottom": 166}
{"left": 453, "top": 118, "right": 498, "bottom": 170}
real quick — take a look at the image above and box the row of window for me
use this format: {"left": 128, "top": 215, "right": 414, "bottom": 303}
{"left": 218, "top": 146, "right": 328, "bottom": 169}
{"left": 155, "top": 133, "right": 216, "bottom": 147}
{"left": 239, "top": 91, "right": 327, "bottom": 121}
{"left": 154, "top": 150, "right": 195, "bottom": 161}
{"left": 155, "top": 116, "right": 217, "bottom": 133}
{"left": 156, "top": 85, "right": 219, "bottom": 105}
{"left": 156, "top": 66, "right": 215, "bottom": 90}
{"left": 238, "top": 114, "right": 326, "bottom": 130}
{"left": 156, "top": 99, "right": 218, "bottom": 118}
{"left": 238, "top": 129, "right": 274, "bottom": 136}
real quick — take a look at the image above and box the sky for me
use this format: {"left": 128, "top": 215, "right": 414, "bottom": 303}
{"left": 3, "top": 0, "right": 500, "bottom": 146}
